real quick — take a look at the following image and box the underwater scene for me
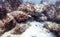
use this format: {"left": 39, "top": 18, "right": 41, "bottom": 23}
{"left": 0, "top": 0, "right": 60, "bottom": 37}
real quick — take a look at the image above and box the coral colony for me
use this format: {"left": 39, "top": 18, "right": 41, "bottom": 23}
{"left": 0, "top": 0, "right": 60, "bottom": 37}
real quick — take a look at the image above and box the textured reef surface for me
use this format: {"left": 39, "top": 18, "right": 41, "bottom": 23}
{"left": 0, "top": 0, "right": 60, "bottom": 37}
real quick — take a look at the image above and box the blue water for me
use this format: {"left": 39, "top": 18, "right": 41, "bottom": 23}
{"left": 0, "top": 0, "right": 57, "bottom": 4}
{"left": 23, "top": 0, "right": 57, "bottom": 4}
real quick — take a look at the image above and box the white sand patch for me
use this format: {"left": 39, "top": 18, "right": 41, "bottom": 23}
{"left": 1, "top": 21, "right": 56, "bottom": 37}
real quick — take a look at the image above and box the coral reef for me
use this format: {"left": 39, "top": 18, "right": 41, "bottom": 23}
{"left": 44, "top": 21, "right": 60, "bottom": 37}
{"left": 0, "top": 1, "right": 60, "bottom": 37}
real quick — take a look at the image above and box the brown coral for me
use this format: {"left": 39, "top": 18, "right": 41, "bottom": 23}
{"left": 4, "top": 2, "right": 12, "bottom": 12}
{"left": 11, "top": 23, "right": 30, "bottom": 34}
{"left": 55, "top": 8, "right": 60, "bottom": 21}
{"left": 0, "top": 20, "right": 5, "bottom": 35}
{"left": 44, "top": 21, "right": 60, "bottom": 37}
{"left": 9, "top": 11, "right": 28, "bottom": 23}
{"left": 0, "top": 7, "right": 8, "bottom": 19}
{"left": 18, "top": 2, "right": 35, "bottom": 15}
{"left": 5, "top": 0, "right": 22, "bottom": 10}
{"left": 44, "top": 4, "right": 56, "bottom": 21}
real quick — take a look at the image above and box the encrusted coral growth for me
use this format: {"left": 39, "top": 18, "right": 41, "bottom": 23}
{"left": 9, "top": 11, "right": 29, "bottom": 23}
{"left": 0, "top": 0, "right": 60, "bottom": 37}
{"left": 11, "top": 23, "right": 30, "bottom": 34}
{"left": 44, "top": 21, "right": 60, "bottom": 37}
{"left": 18, "top": 2, "right": 35, "bottom": 15}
